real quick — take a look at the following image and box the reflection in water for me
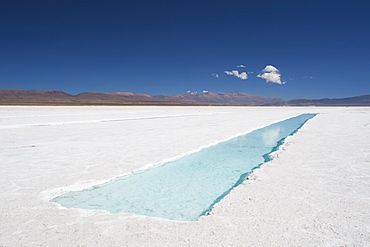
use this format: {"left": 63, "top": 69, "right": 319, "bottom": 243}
{"left": 261, "top": 126, "right": 281, "bottom": 147}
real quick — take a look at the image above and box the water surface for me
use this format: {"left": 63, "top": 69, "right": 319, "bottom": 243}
{"left": 52, "top": 113, "right": 316, "bottom": 221}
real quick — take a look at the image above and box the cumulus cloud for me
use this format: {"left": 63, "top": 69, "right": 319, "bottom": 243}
{"left": 262, "top": 65, "right": 279, "bottom": 72}
{"left": 257, "top": 65, "right": 285, "bottom": 84}
{"left": 212, "top": 73, "right": 219, "bottom": 78}
{"left": 224, "top": 70, "right": 236, "bottom": 76}
{"left": 186, "top": 90, "right": 209, "bottom": 95}
{"left": 237, "top": 72, "right": 248, "bottom": 80}
{"left": 224, "top": 70, "right": 248, "bottom": 80}
{"left": 237, "top": 64, "right": 245, "bottom": 68}
{"left": 186, "top": 90, "right": 198, "bottom": 95}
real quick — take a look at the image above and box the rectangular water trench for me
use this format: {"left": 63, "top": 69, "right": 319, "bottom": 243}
{"left": 51, "top": 113, "right": 316, "bottom": 221}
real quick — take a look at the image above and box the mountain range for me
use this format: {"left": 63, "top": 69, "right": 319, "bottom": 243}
{"left": 1, "top": 89, "right": 370, "bottom": 106}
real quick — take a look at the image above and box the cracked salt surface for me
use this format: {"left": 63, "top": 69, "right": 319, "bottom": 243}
{"left": 52, "top": 113, "right": 316, "bottom": 221}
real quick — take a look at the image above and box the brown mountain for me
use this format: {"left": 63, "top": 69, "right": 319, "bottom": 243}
{"left": 287, "top": 94, "right": 370, "bottom": 106}
{"left": 161, "top": 91, "right": 285, "bottom": 106}
{"left": 0, "top": 89, "right": 76, "bottom": 104}
{"left": 74, "top": 92, "right": 174, "bottom": 105}
{"left": 0, "top": 89, "right": 181, "bottom": 105}
{"left": 1, "top": 89, "right": 370, "bottom": 106}
{"left": 0, "top": 89, "right": 286, "bottom": 106}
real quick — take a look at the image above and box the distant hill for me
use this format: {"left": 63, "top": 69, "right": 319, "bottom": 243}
{"left": 0, "top": 89, "right": 176, "bottom": 105}
{"left": 1, "top": 89, "right": 370, "bottom": 106}
{"left": 159, "top": 91, "right": 285, "bottom": 106}
{"left": 0, "top": 89, "right": 285, "bottom": 106}
{"left": 287, "top": 94, "right": 370, "bottom": 106}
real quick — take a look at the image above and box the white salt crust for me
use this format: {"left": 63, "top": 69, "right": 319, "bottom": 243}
{"left": 0, "top": 106, "right": 369, "bottom": 246}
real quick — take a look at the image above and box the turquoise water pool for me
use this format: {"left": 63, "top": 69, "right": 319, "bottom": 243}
{"left": 52, "top": 113, "right": 316, "bottom": 221}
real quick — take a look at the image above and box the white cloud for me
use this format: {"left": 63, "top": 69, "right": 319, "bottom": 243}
{"left": 187, "top": 90, "right": 210, "bottom": 95}
{"left": 186, "top": 90, "right": 198, "bottom": 95}
{"left": 212, "top": 73, "right": 219, "bottom": 78}
{"left": 224, "top": 70, "right": 248, "bottom": 80}
{"left": 257, "top": 65, "right": 285, "bottom": 84}
{"left": 303, "top": 76, "right": 314, "bottom": 79}
{"left": 262, "top": 65, "right": 279, "bottom": 72}
{"left": 238, "top": 72, "right": 248, "bottom": 80}
{"left": 237, "top": 64, "right": 245, "bottom": 68}
{"left": 224, "top": 70, "right": 237, "bottom": 76}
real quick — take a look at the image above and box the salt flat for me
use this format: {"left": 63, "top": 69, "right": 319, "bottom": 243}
{"left": 0, "top": 106, "right": 369, "bottom": 246}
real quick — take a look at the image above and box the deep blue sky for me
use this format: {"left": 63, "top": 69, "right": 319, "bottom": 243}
{"left": 1, "top": 0, "right": 369, "bottom": 99}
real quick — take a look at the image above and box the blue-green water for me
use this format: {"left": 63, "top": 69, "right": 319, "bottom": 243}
{"left": 52, "top": 113, "right": 316, "bottom": 221}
